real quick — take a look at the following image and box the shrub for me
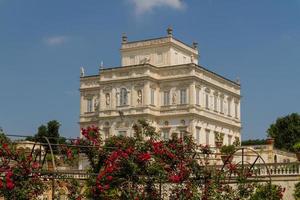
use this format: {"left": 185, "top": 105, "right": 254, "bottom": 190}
{"left": 293, "top": 142, "right": 300, "bottom": 152}
{"left": 220, "top": 145, "right": 236, "bottom": 155}
{"left": 241, "top": 139, "right": 267, "bottom": 146}
{"left": 294, "top": 182, "right": 300, "bottom": 200}
{"left": 250, "top": 184, "right": 285, "bottom": 200}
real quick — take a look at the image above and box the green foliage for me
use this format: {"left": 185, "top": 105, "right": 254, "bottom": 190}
{"left": 0, "top": 139, "right": 47, "bottom": 199}
{"left": 293, "top": 142, "right": 300, "bottom": 152}
{"left": 220, "top": 145, "right": 236, "bottom": 155}
{"left": 241, "top": 139, "right": 267, "bottom": 146}
{"left": 27, "top": 120, "right": 66, "bottom": 152}
{"left": 250, "top": 184, "right": 284, "bottom": 200}
{"left": 267, "top": 113, "right": 300, "bottom": 152}
{"left": 294, "top": 182, "right": 300, "bottom": 200}
{"left": 0, "top": 128, "right": 10, "bottom": 144}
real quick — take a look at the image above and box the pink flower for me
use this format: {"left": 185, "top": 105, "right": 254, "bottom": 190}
{"left": 6, "top": 180, "right": 14, "bottom": 190}
{"left": 106, "top": 166, "right": 114, "bottom": 173}
{"left": 5, "top": 170, "right": 13, "bottom": 178}
{"left": 67, "top": 149, "right": 73, "bottom": 159}
{"left": 106, "top": 175, "right": 113, "bottom": 181}
{"left": 126, "top": 147, "right": 134, "bottom": 154}
{"left": 138, "top": 153, "right": 151, "bottom": 162}
{"left": 121, "top": 152, "right": 128, "bottom": 158}
{"left": 32, "top": 162, "right": 40, "bottom": 169}
{"left": 169, "top": 174, "right": 181, "bottom": 183}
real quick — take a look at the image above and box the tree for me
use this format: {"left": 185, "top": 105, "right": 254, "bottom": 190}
{"left": 241, "top": 139, "right": 267, "bottom": 146}
{"left": 27, "top": 120, "right": 65, "bottom": 152}
{"left": 267, "top": 113, "right": 300, "bottom": 152}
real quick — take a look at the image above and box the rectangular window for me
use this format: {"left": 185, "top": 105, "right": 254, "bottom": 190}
{"left": 118, "top": 131, "right": 127, "bottom": 137}
{"left": 205, "top": 129, "right": 210, "bottom": 145}
{"left": 180, "top": 89, "right": 187, "bottom": 104}
{"left": 151, "top": 89, "right": 155, "bottom": 105}
{"left": 87, "top": 98, "right": 93, "bottom": 112}
{"left": 163, "top": 131, "right": 169, "bottom": 140}
{"left": 196, "top": 127, "right": 201, "bottom": 144}
{"left": 163, "top": 91, "right": 170, "bottom": 105}
{"left": 228, "top": 135, "right": 232, "bottom": 145}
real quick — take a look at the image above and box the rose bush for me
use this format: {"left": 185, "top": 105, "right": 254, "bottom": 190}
{"left": 0, "top": 121, "right": 285, "bottom": 200}
{"left": 0, "top": 134, "right": 46, "bottom": 200}
{"left": 64, "top": 120, "right": 284, "bottom": 200}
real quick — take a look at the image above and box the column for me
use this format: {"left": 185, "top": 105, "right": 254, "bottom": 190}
{"left": 189, "top": 82, "right": 196, "bottom": 105}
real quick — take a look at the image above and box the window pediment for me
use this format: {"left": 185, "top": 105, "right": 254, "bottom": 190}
{"left": 103, "top": 86, "right": 112, "bottom": 92}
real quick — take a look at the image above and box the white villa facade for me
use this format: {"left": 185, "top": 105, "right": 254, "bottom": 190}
{"left": 79, "top": 28, "right": 241, "bottom": 147}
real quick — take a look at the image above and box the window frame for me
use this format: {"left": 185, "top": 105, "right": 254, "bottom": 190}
{"left": 87, "top": 98, "right": 93, "bottom": 112}
{"left": 180, "top": 89, "right": 187, "bottom": 104}
{"left": 120, "top": 88, "right": 128, "bottom": 106}
{"left": 163, "top": 91, "right": 170, "bottom": 106}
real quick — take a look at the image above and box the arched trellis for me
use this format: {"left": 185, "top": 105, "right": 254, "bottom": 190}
{"left": 220, "top": 147, "right": 272, "bottom": 183}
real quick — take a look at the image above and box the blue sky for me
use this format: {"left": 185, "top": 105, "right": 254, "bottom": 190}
{"left": 0, "top": 0, "right": 299, "bottom": 139}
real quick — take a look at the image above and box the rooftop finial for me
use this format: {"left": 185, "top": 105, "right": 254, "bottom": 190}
{"left": 192, "top": 41, "right": 198, "bottom": 49}
{"left": 167, "top": 26, "right": 173, "bottom": 37}
{"left": 236, "top": 77, "right": 240, "bottom": 84}
{"left": 122, "top": 33, "right": 127, "bottom": 44}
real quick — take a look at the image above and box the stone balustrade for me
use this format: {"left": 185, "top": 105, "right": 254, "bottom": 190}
{"left": 257, "top": 162, "right": 300, "bottom": 176}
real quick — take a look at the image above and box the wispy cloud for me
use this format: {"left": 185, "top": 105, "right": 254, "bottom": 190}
{"left": 129, "top": 0, "right": 185, "bottom": 15}
{"left": 44, "top": 36, "right": 68, "bottom": 46}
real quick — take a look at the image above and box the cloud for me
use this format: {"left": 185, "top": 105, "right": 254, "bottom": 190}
{"left": 129, "top": 0, "right": 185, "bottom": 15}
{"left": 44, "top": 36, "right": 68, "bottom": 46}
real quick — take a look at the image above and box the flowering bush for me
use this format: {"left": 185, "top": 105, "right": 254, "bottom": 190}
{"left": 0, "top": 134, "right": 46, "bottom": 200}
{"left": 64, "top": 120, "right": 205, "bottom": 199}
{"left": 0, "top": 121, "right": 286, "bottom": 200}
{"left": 61, "top": 120, "right": 285, "bottom": 200}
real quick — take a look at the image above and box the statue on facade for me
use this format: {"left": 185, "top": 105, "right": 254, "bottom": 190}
{"left": 172, "top": 92, "right": 176, "bottom": 104}
{"left": 94, "top": 98, "right": 99, "bottom": 111}
{"left": 105, "top": 93, "right": 110, "bottom": 106}
{"left": 137, "top": 90, "right": 142, "bottom": 104}
{"left": 140, "top": 57, "right": 150, "bottom": 64}
{"left": 80, "top": 67, "right": 85, "bottom": 77}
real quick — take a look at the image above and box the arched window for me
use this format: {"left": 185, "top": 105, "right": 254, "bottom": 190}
{"left": 120, "top": 88, "right": 128, "bottom": 106}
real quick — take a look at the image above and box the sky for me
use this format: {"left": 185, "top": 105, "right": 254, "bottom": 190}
{"left": 0, "top": 0, "right": 299, "bottom": 139}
